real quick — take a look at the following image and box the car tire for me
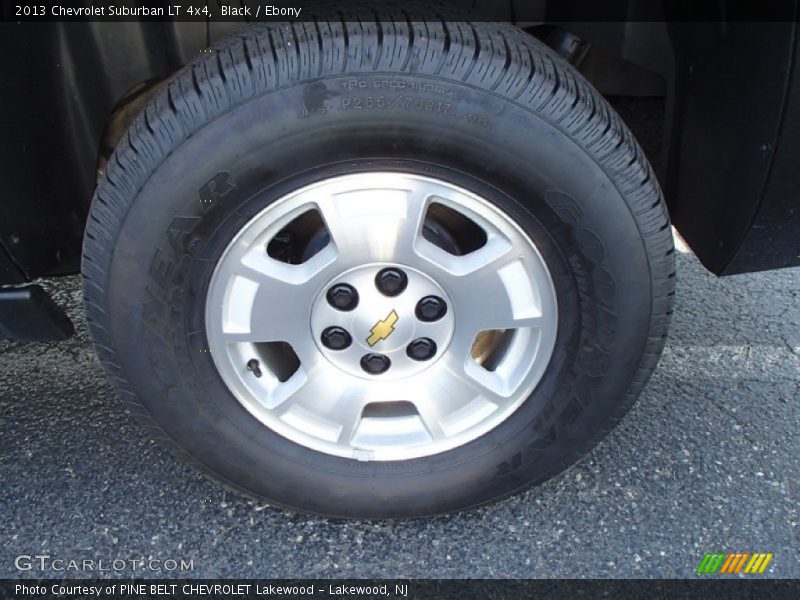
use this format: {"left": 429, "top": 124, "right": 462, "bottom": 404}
{"left": 82, "top": 10, "right": 675, "bottom": 518}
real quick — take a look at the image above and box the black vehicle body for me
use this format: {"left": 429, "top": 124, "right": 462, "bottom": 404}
{"left": 1, "top": 1, "right": 799, "bottom": 340}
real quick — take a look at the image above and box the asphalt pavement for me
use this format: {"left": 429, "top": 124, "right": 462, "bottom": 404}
{"left": 1, "top": 231, "right": 798, "bottom": 579}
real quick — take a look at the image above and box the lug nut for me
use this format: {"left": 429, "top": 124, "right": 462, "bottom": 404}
{"left": 415, "top": 295, "right": 447, "bottom": 322}
{"left": 326, "top": 283, "right": 359, "bottom": 311}
{"left": 406, "top": 338, "right": 437, "bottom": 361}
{"left": 360, "top": 353, "right": 391, "bottom": 374}
{"left": 375, "top": 267, "right": 408, "bottom": 297}
{"left": 321, "top": 326, "right": 352, "bottom": 350}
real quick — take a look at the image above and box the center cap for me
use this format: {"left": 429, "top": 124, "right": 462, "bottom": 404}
{"left": 311, "top": 264, "right": 454, "bottom": 379}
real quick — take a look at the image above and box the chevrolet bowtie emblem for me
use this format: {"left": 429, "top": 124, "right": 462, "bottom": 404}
{"left": 367, "top": 310, "right": 399, "bottom": 346}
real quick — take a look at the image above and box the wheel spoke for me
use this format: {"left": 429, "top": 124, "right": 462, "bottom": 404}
{"left": 278, "top": 369, "right": 367, "bottom": 445}
{"left": 413, "top": 399, "right": 447, "bottom": 440}
{"left": 426, "top": 237, "right": 548, "bottom": 337}
{"left": 314, "top": 180, "right": 428, "bottom": 264}
{"left": 411, "top": 362, "right": 508, "bottom": 438}
{"left": 440, "top": 356, "right": 510, "bottom": 404}
{"left": 214, "top": 244, "right": 336, "bottom": 351}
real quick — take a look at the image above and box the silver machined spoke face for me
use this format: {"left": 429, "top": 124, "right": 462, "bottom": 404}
{"left": 205, "top": 172, "right": 558, "bottom": 461}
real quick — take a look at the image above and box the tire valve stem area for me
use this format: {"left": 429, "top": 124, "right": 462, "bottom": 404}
{"left": 246, "top": 358, "right": 263, "bottom": 378}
